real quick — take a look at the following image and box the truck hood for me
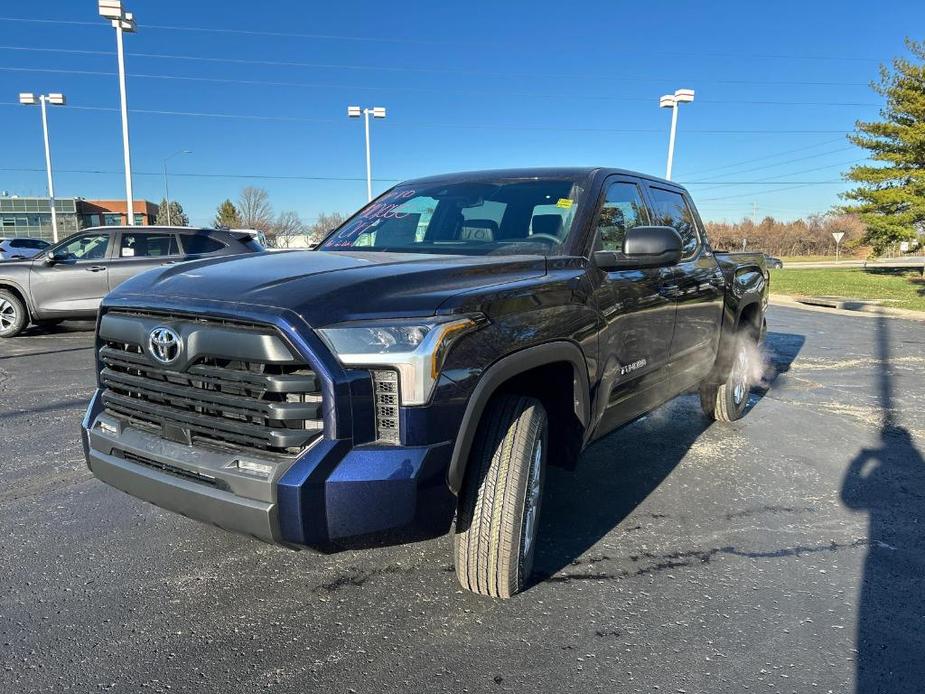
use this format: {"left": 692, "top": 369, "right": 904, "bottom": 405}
{"left": 109, "top": 250, "right": 547, "bottom": 327}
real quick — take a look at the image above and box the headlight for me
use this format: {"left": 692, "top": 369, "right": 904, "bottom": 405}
{"left": 317, "top": 315, "right": 482, "bottom": 406}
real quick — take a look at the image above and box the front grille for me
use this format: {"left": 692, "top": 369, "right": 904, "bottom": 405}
{"left": 98, "top": 312, "right": 324, "bottom": 456}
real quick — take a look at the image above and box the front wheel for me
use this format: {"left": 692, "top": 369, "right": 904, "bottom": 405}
{"left": 0, "top": 290, "right": 27, "bottom": 338}
{"left": 454, "top": 394, "right": 548, "bottom": 599}
{"left": 700, "top": 331, "right": 756, "bottom": 422}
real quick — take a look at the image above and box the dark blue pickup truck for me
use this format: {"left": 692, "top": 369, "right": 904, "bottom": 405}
{"left": 81, "top": 167, "right": 768, "bottom": 598}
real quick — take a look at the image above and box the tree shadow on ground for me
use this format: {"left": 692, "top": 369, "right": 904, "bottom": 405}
{"left": 532, "top": 330, "right": 805, "bottom": 584}
{"left": 840, "top": 314, "right": 925, "bottom": 693}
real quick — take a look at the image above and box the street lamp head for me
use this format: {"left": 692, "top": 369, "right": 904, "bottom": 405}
{"left": 18, "top": 92, "right": 36, "bottom": 105}
{"left": 659, "top": 95, "right": 676, "bottom": 109}
{"left": 98, "top": 0, "right": 124, "bottom": 19}
{"left": 674, "top": 88, "right": 695, "bottom": 103}
{"left": 371, "top": 107, "right": 387, "bottom": 119}
{"left": 47, "top": 93, "right": 66, "bottom": 106}
{"left": 347, "top": 106, "right": 362, "bottom": 118}
{"left": 119, "top": 12, "right": 136, "bottom": 32}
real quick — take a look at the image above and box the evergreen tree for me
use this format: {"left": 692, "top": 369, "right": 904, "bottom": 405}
{"left": 841, "top": 38, "right": 925, "bottom": 254}
{"left": 154, "top": 198, "right": 189, "bottom": 226}
{"left": 213, "top": 199, "right": 241, "bottom": 228}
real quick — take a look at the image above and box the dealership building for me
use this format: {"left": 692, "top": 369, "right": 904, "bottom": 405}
{"left": 0, "top": 196, "right": 160, "bottom": 242}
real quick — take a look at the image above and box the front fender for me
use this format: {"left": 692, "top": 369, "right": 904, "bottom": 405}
{"left": 445, "top": 340, "right": 590, "bottom": 494}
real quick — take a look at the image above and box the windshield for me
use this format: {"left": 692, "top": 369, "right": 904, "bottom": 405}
{"left": 320, "top": 178, "right": 586, "bottom": 255}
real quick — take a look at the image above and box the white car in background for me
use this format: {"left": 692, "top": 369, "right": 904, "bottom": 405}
{"left": 0, "top": 237, "right": 50, "bottom": 260}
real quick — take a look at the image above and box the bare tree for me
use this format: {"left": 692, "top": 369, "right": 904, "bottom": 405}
{"left": 706, "top": 213, "right": 867, "bottom": 257}
{"left": 307, "top": 212, "right": 346, "bottom": 245}
{"left": 271, "top": 211, "right": 306, "bottom": 248}
{"left": 237, "top": 186, "right": 273, "bottom": 233}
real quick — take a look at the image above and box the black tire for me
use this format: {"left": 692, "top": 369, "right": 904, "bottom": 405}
{"left": 700, "top": 331, "right": 755, "bottom": 422}
{"left": 454, "top": 394, "right": 548, "bottom": 599}
{"left": 0, "top": 289, "right": 28, "bottom": 338}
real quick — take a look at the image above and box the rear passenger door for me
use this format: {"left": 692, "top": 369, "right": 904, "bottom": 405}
{"left": 108, "top": 231, "right": 182, "bottom": 291}
{"left": 646, "top": 185, "right": 725, "bottom": 392}
{"left": 589, "top": 177, "right": 678, "bottom": 438}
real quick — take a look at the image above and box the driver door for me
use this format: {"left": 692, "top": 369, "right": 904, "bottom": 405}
{"left": 588, "top": 177, "right": 678, "bottom": 439}
{"left": 29, "top": 232, "right": 114, "bottom": 317}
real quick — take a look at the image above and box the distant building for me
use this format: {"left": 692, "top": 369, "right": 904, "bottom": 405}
{"left": 0, "top": 196, "right": 160, "bottom": 242}
{"left": 81, "top": 199, "right": 160, "bottom": 228}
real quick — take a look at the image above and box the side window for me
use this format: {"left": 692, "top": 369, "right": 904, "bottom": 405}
{"left": 57, "top": 234, "right": 110, "bottom": 261}
{"left": 120, "top": 233, "right": 179, "bottom": 258}
{"left": 647, "top": 187, "right": 700, "bottom": 257}
{"left": 595, "top": 181, "right": 650, "bottom": 252}
{"left": 182, "top": 235, "right": 226, "bottom": 255}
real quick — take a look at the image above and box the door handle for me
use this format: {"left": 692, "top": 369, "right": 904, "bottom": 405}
{"left": 86, "top": 265, "right": 106, "bottom": 272}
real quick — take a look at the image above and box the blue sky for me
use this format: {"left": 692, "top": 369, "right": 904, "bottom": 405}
{"left": 0, "top": 1, "right": 921, "bottom": 227}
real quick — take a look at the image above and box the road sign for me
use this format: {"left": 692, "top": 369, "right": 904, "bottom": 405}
{"left": 832, "top": 231, "right": 845, "bottom": 263}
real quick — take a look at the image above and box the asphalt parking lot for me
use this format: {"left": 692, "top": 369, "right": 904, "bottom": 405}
{"left": 1, "top": 306, "right": 923, "bottom": 693}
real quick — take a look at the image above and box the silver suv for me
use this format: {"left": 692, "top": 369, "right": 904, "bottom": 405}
{"left": 0, "top": 226, "right": 265, "bottom": 337}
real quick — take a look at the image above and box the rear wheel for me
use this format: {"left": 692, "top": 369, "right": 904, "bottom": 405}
{"left": 700, "top": 331, "right": 755, "bottom": 422}
{"left": 0, "top": 290, "right": 27, "bottom": 338}
{"left": 454, "top": 394, "right": 548, "bottom": 599}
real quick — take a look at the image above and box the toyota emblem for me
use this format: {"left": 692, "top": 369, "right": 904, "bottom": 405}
{"left": 148, "top": 326, "right": 181, "bottom": 364}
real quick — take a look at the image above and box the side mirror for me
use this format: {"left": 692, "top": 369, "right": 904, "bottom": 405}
{"left": 44, "top": 250, "right": 67, "bottom": 265}
{"left": 593, "top": 226, "right": 683, "bottom": 270}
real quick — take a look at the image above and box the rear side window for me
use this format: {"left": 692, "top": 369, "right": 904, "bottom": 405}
{"left": 120, "top": 233, "right": 179, "bottom": 258}
{"left": 647, "top": 187, "right": 700, "bottom": 257}
{"left": 182, "top": 235, "right": 226, "bottom": 255}
{"left": 595, "top": 181, "right": 650, "bottom": 252}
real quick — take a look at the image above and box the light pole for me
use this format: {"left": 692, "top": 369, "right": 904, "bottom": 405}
{"left": 659, "top": 88, "right": 695, "bottom": 180}
{"left": 162, "top": 149, "right": 191, "bottom": 226}
{"left": 19, "top": 92, "right": 66, "bottom": 243}
{"left": 98, "top": 0, "right": 137, "bottom": 225}
{"left": 347, "top": 105, "right": 386, "bottom": 201}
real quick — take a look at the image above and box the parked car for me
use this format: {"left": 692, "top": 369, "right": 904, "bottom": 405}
{"left": 0, "top": 226, "right": 264, "bottom": 337}
{"left": 0, "top": 237, "right": 50, "bottom": 260}
{"left": 80, "top": 167, "right": 768, "bottom": 598}
{"left": 765, "top": 254, "right": 783, "bottom": 269}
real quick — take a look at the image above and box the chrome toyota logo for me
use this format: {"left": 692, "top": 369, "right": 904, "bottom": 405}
{"left": 148, "top": 326, "right": 181, "bottom": 364}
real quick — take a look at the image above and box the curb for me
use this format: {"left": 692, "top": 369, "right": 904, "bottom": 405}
{"left": 768, "top": 294, "right": 925, "bottom": 322}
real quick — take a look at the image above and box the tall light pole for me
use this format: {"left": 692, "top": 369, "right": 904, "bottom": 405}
{"left": 98, "top": 0, "right": 137, "bottom": 224}
{"left": 19, "top": 92, "right": 66, "bottom": 242}
{"left": 162, "top": 149, "right": 191, "bottom": 226}
{"left": 659, "top": 88, "right": 695, "bottom": 180}
{"left": 347, "top": 105, "right": 386, "bottom": 201}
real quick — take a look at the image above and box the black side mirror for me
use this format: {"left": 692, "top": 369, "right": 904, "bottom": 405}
{"left": 44, "top": 250, "right": 68, "bottom": 265}
{"left": 593, "top": 226, "right": 683, "bottom": 270}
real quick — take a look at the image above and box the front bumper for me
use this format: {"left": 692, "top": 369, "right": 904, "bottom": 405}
{"left": 82, "top": 390, "right": 457, "bottom": 549}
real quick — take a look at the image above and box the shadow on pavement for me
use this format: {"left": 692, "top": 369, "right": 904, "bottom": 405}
{"left": 532, "top": 330, "right": 805, "bottom": 584}
{"left": 840, "top": 314, "right": 925, "bottom": 693}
